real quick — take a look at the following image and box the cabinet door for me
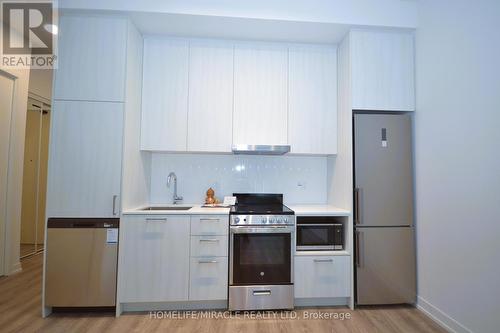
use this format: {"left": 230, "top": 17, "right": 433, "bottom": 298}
{"left": 119, "top": 215, "right": 190, "bottom": 302}
{"left": 233, "top": 43, "right": 288, "bottom": 145}
{"left": 188, "top": 40, "right": 234, "bottom": 152}
{"left": 46, "top": 101, "right": 123, "bottom": 217}
{"left": 189, "top": 257, "right": 228, "bottom": 301}
{"left": 351, "top": 30, "right": 415, "bottom": 111}
{"left": 294, "top": 256, "right": 350, "bottom": 298}
{"left": 289, "top": 45, "right": 337, "bottom": 154}
{"left": 54, "top": 16, "right": 127, "bottom": 102}
{"left": 141, "top": 38, "right": 189, "bottom": 151}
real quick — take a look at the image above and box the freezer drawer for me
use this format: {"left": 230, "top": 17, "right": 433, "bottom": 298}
{"left": 356, "top": 227, "right": 416, "bottom": 305}
{"left": 45, "top": 218, "right": 118, "bottom": 307}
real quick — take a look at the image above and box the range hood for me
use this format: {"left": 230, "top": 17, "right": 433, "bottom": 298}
{"left": 232, "top": 144, "right": 291, "bottom": 155}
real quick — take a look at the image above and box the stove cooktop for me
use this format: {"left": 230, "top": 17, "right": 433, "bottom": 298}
{"left": 229, "top": 193, "right": 295, "bottom": 215}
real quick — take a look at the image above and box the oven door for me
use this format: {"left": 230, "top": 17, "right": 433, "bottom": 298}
{"left": 230, "top": 225, "right": 294, "bottom": 286}
{"left": 296, "top": 224, "right": 339, "bottom": 251}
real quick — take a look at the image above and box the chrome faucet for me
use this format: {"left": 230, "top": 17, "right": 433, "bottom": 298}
{"left": 167, "top": 172, "right": 183, "bottom": 204}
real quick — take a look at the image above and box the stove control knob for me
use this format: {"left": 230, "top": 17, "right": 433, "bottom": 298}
{"left": 234, "top": 217, "right": 240, "bottom": 224}
{"left": 282, "top": 217, "right": 288, "bottom": 224}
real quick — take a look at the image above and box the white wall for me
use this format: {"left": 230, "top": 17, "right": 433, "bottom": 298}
{"left": 150, "top": 154, "right": 327, "bottom": 205}
{"left": 120, "top": 21, "right": 151, "bottom": 211}
{"left": 28, "top": 69, "right": 52, "bottom": 101}
{"left": 415, "top": 1, "right": 500, "bottom": 332}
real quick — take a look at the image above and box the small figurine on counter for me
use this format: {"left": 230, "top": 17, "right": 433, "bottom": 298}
{"left": 205, "top": 187, "right": 218, "bottom": 204}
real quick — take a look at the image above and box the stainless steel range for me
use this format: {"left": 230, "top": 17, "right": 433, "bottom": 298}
{"left": 228, "top": 193, "right": 295, "bottom": 311}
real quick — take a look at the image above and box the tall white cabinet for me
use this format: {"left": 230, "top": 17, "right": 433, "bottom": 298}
{"left": 141, "top": 38, "right": 189, "bottom": 151}
{"left": 47, "top": 15, "right": 131, "bottom": 219}
{"left": 288, "top": 45, "right": 338, "bottom": 154}
{"left": 233, "top": 43, "right": 289, "bottom": 145}
{"left": 54, "top": 16, "right": 127, "bottom": 102}
{"left": 46, "top": 101, "right": 123, "bottom": 217}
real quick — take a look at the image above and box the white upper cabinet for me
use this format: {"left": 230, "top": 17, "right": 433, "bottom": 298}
{"left": 350, "top": 30, "right": 415, "bottom": 111}
{"left": 54, "top": 16, "right": 127, "bottom": 102}
{"left": 187, "top": 40, "right": 234, "bottom": 152}
{"left": 233, "top": 43, "right": 288, "bottom": 145}
{"left": 141, "top": 38, "right": 189, "bottom": 151}
{"left": 289, "top": 45, "right": 338, "bottom": 155}
{"left": 46, "top": 101, "right": 123, "bottom": 217}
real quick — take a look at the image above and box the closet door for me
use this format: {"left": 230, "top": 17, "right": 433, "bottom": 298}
{"left": 0, "top": 72, "right": 15, "bottom": 274}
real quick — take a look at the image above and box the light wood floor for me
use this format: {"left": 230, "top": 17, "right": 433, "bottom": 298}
{"left": 0, "top": 254, "right": 446, "bottom": 333}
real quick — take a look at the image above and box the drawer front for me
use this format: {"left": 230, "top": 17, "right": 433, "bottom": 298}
{"left": 191, "top": 215, "right": 228, "bottom": 235}
{"left": 294, "top": 256, "right": 350, "bottom": 298}
{"left": 191, "top": 235, "right": 228, "bottom": 257}
{"left": 189, "top": 257, "right": 228, "bottom": 301}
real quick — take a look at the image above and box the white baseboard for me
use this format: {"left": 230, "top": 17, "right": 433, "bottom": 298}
{"left": 121, "top": 300, "right": 228, "bottom": 312}
{"left": 8, "top": 261, "right": 22, "bottom": 275}
{"left": 417, "top": 296, "right": 473, "bottom": 333}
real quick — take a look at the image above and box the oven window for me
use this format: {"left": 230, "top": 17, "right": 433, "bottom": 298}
{"left": 232, "top": 233, "right": 291, "bottom": 285}
{"left": 297, "top": 226, "right": 333, "bottom": 246}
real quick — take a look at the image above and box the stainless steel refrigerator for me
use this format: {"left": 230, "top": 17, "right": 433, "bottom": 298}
{"left": 354, "top": 113, "right": 416, "bottom": 305}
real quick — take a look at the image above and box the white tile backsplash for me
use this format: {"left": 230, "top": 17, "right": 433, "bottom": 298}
{"left": 150, "top": 153, "right": 327, "bottom": 205}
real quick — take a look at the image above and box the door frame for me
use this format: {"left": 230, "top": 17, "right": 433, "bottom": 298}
{"left": 0, "top": 69, "right": 18, "bottom": 276}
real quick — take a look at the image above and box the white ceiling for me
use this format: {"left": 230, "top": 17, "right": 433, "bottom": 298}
{"left": 130, "top": 12, "right": 352, "bottom": 44}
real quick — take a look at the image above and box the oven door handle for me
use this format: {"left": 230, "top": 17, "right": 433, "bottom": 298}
{"left": 230, "top": 226, "right": 294, "bottom": 234}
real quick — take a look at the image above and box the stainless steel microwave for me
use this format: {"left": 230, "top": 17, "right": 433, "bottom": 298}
{"left": 296, "top": 217, "right": 344, "bottom": 251}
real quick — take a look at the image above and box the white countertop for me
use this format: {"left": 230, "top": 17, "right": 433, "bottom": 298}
{"left": 287, "top": 204, "right": 351, "bottom": 216}
{"left": 122, "top": 204, "right": 230, "bottom": 215}
{"left": 123, "top": 204, "right": 350, "bottom": 216}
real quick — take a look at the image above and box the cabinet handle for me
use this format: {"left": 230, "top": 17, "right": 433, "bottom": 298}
{"left": 199, "top": 239, "right": 219, "bottom": 242}
{"left": 200, "top": 218, "right": 220, "bottom": 222}
{"left": 198, "top": 259, "right": 218, "bottom": 264}
{"left": 313, "top": 259, "right": 333, "bottom": 263}
{"left": 112, "top": 195, "right": 118, "bottom": 216}
{"left": 146, "top": 218, "right": 167, "bottom": 222}
{"left": 253, "top": 290, "right": 271, "bottom": 296}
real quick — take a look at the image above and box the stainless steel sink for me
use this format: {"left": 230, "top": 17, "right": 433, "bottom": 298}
{"left": 141, "top": 206, "right": 192, "bottom": 211}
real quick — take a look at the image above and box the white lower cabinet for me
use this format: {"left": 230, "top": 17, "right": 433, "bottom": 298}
{"left": 294, "top": 255, "right": 350, "bottom": 298}
{"left": 119, "top": 214, "right": 229, "bottom": 305}
{"left": 189, "top": 215, "right": 228, "bottom": 301}
{"left": 119, "top": 215, "right": 190, "bottom": 302}
{"left": 189, "top": 257, "right": 228, "bottom": 301}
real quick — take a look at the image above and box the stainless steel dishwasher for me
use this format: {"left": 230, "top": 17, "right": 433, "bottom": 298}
{"left": 45, "top": 218, "right": 119, "bottom": 307}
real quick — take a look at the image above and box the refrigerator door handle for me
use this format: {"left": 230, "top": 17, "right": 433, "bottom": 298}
{"left": 355, "top": 231, "right": 362, "bottom": 267}
{"left": 354, "top": 188, "right": 361, "bottom": 225}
